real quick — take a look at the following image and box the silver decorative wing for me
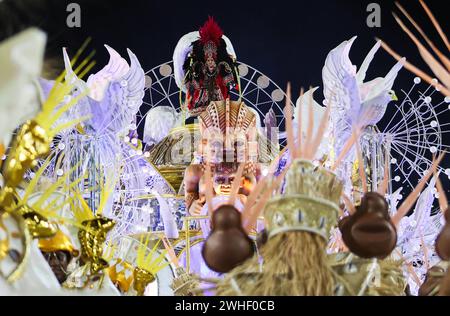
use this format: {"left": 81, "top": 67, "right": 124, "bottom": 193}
{"left": 85, "top": 46, "right": 145, "bottom": 136}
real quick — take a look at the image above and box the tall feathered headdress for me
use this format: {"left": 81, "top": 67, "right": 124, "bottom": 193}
{"left": 199, "top": 16, "right": 224, "bottom": 46}
{"left": 199, "top": 16, "right": 224, "bottom": 59}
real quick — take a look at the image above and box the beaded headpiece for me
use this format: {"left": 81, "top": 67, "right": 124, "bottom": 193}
{"left": 264, "top": 159, "right": 343, "bottom": 239}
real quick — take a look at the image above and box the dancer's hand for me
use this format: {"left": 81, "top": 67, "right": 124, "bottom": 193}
{"left": 189, "top": 200, "right": 204, "bottom": 216}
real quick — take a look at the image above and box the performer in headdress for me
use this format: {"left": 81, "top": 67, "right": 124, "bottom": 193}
{"left": 181, "top": 17, "right": 238, "bottom": 116}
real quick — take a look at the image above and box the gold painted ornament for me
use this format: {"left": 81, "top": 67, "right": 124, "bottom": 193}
{"left": 38, "top": 229, "right": 79, "bottom": 257}
{"left": 107, "top": 260, "right": 134, "bottom": 293}
{"left": 15, "top": 205, "right": 58, "bottom": 239}
{"left": 3, "top": 121, "right": 51, "bottom": 188}
{"left": 78, "top": 217, "right": 115, "bottom": 274}
{"left": 133, "top": 267, "right": 155, "bottom": 296}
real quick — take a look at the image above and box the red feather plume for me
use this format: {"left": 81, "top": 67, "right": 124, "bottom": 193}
{"left": 199, "top": 16, "right": 223, "bottom": 46}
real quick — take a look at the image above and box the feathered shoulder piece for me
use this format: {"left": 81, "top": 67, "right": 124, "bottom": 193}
{"left": 199, "top": 16, "right": 223, "bottom": 46}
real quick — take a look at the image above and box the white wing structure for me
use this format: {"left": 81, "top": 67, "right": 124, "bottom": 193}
{"left": 60, "top": 46, "right": 147, "bottom": 236}
{"left": 322, "top": 37, "right": 404, "bottom": 194}
{"left": 62, "top": 45, "right": 145, "bottom": 136}
{"left": 322, "top": 37, "right": 361, "bottom": 157}
{"left": 396, "top": 176, "right": 444, "bottom": 295}
{"left": 322, "top": 36, "right": 403, "bottom": 157}
{"left": 292, "top": 87, "right": 330, "bottom": 160}
{"left": 39, "top": 45, "right": 178, "bottom": 239}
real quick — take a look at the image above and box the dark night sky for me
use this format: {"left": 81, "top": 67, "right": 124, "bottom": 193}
{"left": 1, "top": 0, "right": 447, "bottom": 93}
{"left": 1, "top": 0, "right": 450, "bottom": 191}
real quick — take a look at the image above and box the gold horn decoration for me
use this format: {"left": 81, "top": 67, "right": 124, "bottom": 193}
{"left": 107, "top": 259, "right": 134, "bottom": 293}
{"left": 78, "top": 216, "right": 115, "bottom": 274}
{"left": 133, "top": 267, "right": 156, "bottom": 296}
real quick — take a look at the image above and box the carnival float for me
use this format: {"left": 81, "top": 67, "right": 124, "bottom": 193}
{"left": 1, "top": 1, "right": 450, "bottom": 296}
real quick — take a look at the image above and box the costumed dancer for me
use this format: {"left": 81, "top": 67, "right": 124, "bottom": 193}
{"left": 181, "top": 17, "right": 238, "bottom": 116}
{"left": 143, "top": 17, "right": 239, "bottom": 153}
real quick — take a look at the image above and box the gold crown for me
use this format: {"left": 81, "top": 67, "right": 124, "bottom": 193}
{"left": 38, "top": 229, "right": 79, "bottom": 256}
{"left": 264, "top": 159, "right": 343, "bottom": 240}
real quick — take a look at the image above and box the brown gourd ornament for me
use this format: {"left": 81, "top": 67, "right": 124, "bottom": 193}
{"left": 202, "top": 204, "right": 254, "bottom": 273}
{"left": 339, "top": 144, "right": 444, "bottom": 259}
{"left": 339, "top": 192, "right": 397, "bottom": 259}
{"left": 339, "top": 142, "right": 397, "bottom": 259}
{"left": 200, "top": 160, "right": 276, "bottom": 274}
{"left": 200, "top": 163, "right": 254, "bottom": 273}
